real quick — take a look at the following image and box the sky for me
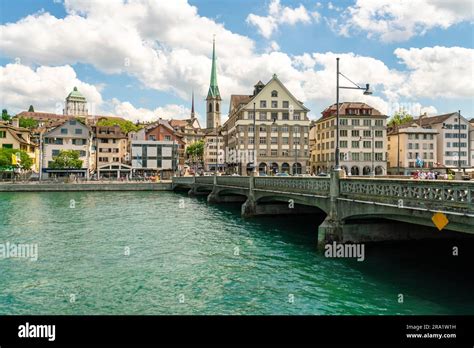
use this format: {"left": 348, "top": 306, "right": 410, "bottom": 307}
{"left": 0, "top": 0, "right": 473, "bottom": 125}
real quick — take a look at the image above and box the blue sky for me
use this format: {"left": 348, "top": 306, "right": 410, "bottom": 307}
{"left": 0, "top": 0, "right": 473, "bottom": 123}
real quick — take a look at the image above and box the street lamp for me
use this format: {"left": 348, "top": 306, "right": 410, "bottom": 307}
{"left": 335, "top": 57, "right": 372, "bottom": 170}
{"left": 251, "top": 102, "right": 257, "bottom": 176}
{"left": 457, "top": 110, "right": 462, "bottom": 174}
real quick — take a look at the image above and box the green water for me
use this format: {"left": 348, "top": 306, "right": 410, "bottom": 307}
{"left": 0, "top": 191, "right": 473, "bottom": 315}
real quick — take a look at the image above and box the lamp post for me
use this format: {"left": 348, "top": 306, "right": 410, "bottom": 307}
{"left": 335, "top": 57, "right": 372, "bottom": 170}
{"left": 458, "top": 110, "right": 461, "bottom": 173}
{"left": 396, "top": 124, "right": 400, "bottom": 175}
{"left": 252, "top": 102, "right": 256, "bottom": 176}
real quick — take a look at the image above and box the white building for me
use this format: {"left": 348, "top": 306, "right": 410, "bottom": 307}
{"left": 41, "top": 119, "right": 93, "bottom": 178}
{"left": 417, "top": 112, "right": 470, "bottom": 169}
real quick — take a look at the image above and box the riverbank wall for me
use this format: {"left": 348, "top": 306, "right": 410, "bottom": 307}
{"left": 0, "top": 182, "right": 173, "bottom": 192}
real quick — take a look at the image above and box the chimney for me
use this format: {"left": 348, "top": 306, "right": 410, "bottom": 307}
{"left": 12, "top": 117, "right": 19, "bottom": 128}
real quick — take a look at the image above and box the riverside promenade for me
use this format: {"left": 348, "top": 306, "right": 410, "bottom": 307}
{"left": 0, "top": 181, "right": 173, "bottom": 192}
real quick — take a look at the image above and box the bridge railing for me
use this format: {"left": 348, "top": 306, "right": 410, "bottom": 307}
{"left": 255, "top": 177, "right": 330, "bottom": 196}
{"left": 340, "top": 178, "right": 474, "bottom": 213}
{"left": 195, "top": 176, "right": 214, "bottom": 185}
{"left": 216, "top": 176, "right": 250, "bottom": 188}
{"left": 173, "top": 177, "right": 194, "bottom": 185}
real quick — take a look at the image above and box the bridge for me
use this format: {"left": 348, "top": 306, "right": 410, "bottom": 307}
{"left": 172, "top": 171, "right": 474, "bottom": 247}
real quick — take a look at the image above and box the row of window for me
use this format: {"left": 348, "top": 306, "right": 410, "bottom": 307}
{"left": 60, "top": 128, "right": 84, "bottom": 135}
{"left": 407, "top": 134, "right": 435, "bottom": 140}
{"left": 45, "top": 138, "right": 87, "bottom": 145}
{"left": 447, "top": 142, "right": 467, "bottom": 148}
{"left": 445, "top": 151, "right": 467, "bottom": 157}
{"left": 258, "top": 100, "right": 291, "bottom": 108}
{"left": 99, "top": 148, "right": 120, "bottom": 153}
{"left": 98, "top": 157, "right": 121, "bottom": 162}
{"left": 238, "top": 125, "right": 309, "bottom": 133}
{"left": 316, "top": 140, "right": 383, "bottom": 150}
{"left": 408, "top": 143, "right": 434, "bottom": 150}
{"left": 443, "top": 123, "right": 467, "bottom": 130}
{"left": 256, "top": 150, "right": 308, "bottom": 157}
{"left": 316, "top": 152, "right": 384, "bottom": 162}
{"left": 318, "top": 118, "right": 384, "bottom": 129}
{"left": 247, "top": 111, "right": 303, "bottom": 121}
{"left": 244, "top": 137, "right": 308, "bottom": 145}
{"left": 445, "top": 133, "right": 467, "bottom": 138}
{"left": 407, "top": 152, "right": 434, "bottom": 159}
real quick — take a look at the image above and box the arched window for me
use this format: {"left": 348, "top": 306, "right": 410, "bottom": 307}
{"left": 350, "top": 166, "right": 359, "bottom": 176}
{"left": 363, "top": 166, "right": 371, "bottom": 175}
{"left": 209, "top": 103, "right": 213, "bottom": 112}
{"left": 216, "top": 103, "right": 219, "bottom": 112}
{"left": 375, "top": 166, "right": 384, "bottom": 175}
{"left": 271, "top": 90, "right": 278, "bottom": 97}
{"left": 281, "top": 162, "right": 290, "bottom": 173}
{"left": 292, "top": 162, "right": 302, "bottom": 175}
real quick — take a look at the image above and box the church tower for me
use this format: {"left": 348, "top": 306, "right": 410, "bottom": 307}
{"left": 206, "top": 38, "right": 221, "bottom": 129}
{"left": 64, "top": 86, "right": 88, "bottom": 116}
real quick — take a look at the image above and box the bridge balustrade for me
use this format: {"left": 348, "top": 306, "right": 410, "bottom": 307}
{"left": 216, "top": 176, "right": 250, "bottom": 188}
{"left": 340, "top": 178, "right": 473, "bottom": 213}
{"left": 255, "top": 177, "right": 330, "bottom": 196}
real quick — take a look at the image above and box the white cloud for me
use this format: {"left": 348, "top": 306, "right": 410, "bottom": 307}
{"left": 0, "top": 63, "right": 102, "bottom": 114}
{"left": 0, "top": 0, "right": 471, "bottom": 121}
{"left": 394, "top": 46, "right": 474, "bottom": 99}
{"left": 246, "top": 0, "right": 318, "bottom": 39}
{"left": 336, "top": 0, "right": 474, "bottom": 42}
{"left": 110, "top": 98, "right": 196, "bottom": 122}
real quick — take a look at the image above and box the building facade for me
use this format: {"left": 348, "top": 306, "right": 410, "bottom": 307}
{"left": 41, "top": 119, "right": 93, "bottom": 178}
{"left": 0, "top": 120, "right": 38, "bottom": 171}
{"left": 387, "top": 123, "right": 438, "bottom": 174}
{"left": 94, "top": 125, "right": 129, "bottom": 178}
{"left": 129, "top": 119, "right": 184, "bottom": 178}
{"left": 224, "top": 74, "right": 311, "bottom": 175}
{"left": 416, "top": 112, "right": 470, "bottom": 169}
{"left": 311, "top": 102, "right": 388, "bottom": 176}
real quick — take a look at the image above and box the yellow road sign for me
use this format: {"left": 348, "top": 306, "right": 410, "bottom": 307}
{"left": 432, "top": 212, "right": 449, "bottom": 231}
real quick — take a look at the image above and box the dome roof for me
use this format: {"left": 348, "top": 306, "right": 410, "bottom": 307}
{"left": 66, "top": 86, "right": 86, "bottom": 100}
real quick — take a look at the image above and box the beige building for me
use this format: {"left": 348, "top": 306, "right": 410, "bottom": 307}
{"left": 0, "top": 120, "right": 38, "bottom": 171}
{"left": 224, "top": 75, "right": 310, "bottom": 175}
{"left": 310, "top": 102, "right": 388, "bottom": 176}
{"left": 387, "top": 123, "right": 438, "bottom": 174}
{"left": 94, "top": 125, "right": 129, "bottom": 178}
{"left": 415, "top": 112, "right": 470, "bottom": 169}
{"left": 203, "top": 128, "right": 225, "bottom": 173}
{"left": 470, "top": 119, "right": 474, "bottom": 168}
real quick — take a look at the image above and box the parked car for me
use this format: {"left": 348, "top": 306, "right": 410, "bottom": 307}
{"left": 276, "top": 172, "right": 289, "bottom": 177}
{"left": 317, "top": 172, "right": 329, "bottom": 177}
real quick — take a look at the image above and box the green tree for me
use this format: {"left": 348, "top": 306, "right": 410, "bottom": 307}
{"left": 0, "top": 148, "right": 33, "bottom": 170}
{"left": 2, "top": 109, "right": 11, "bottom": 121}
{"left": 186, "top": 140, "right": 204, "bottom": 162}
{"left": 388, "top": 110, "right": 414, "bottom": 127}
{"left": 28, "top": 105, "right": 35, "bottom": 112}
{"left": 19, "top": 117, "right": 39, "bottom": 129}
{"left": 49, "top": 150, "right": 83, "bottom": 169}
{"left": 96, "top": 118, "right": 140, "bottom": 134}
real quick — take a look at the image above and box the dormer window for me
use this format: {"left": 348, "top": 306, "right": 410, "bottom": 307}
{"left": 271, "top": 90, "right": 278, "bottom": 97}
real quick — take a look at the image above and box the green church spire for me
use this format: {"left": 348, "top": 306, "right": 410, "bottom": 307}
{"left": 207, "top": 37, "right": 220, "bottom": 99}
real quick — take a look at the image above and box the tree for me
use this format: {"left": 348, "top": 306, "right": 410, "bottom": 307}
{"left": 49, "top": 150, "right": 83, "bottom": 169}
{"left": 186, "top": 140, "right": 204, "bottom": 162}
{"left": 0, "top": 148, "right": 33, "bottom": 170}
{"left": 96, "top": 118, "right": 140, "bottom": 134}
{"left": 28, "top": 105, "right": 35, "bottom": 112}
{"left": 2, "top": 109, "right": 11, "bottom": 121}
{"left": 388, "top": 110, "right": 414, "bottom": 127}
{"left": 19, "top": 117, "right": 39, "bottom": 129}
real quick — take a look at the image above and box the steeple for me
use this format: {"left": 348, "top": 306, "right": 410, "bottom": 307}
{"left": 206, "top": 36, "right": 222, "bottom": 129}
{"left": 191, "top": 90, "right": 195, "bottom": 119}
{"left": 207, "top": 37, "right": 220, "bottom": 99}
